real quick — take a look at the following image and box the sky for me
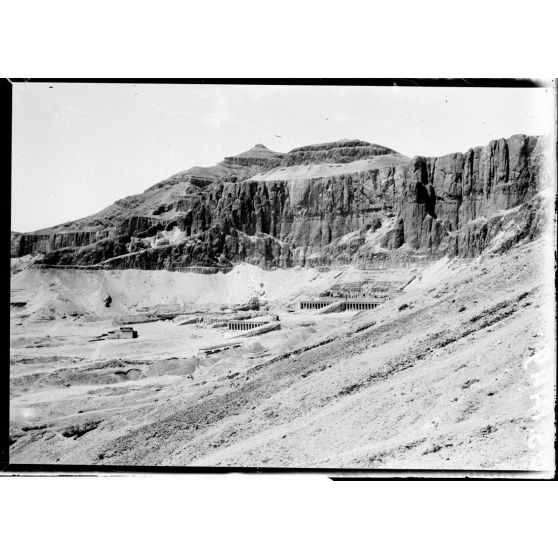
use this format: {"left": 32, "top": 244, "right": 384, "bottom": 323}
{"left": 11, "top": 83, "right": 554, "bottom": 232}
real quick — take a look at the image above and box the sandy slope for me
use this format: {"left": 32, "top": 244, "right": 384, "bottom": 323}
{"left": 10, "top": 264, "right": 352, "bottom": 316}
{"left": 9, "top": 240, "right": 555, "bottom": 471}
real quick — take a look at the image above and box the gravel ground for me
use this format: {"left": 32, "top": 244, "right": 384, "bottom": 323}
{"left": 9, "top": 239, "right": 555, "bottom": 471}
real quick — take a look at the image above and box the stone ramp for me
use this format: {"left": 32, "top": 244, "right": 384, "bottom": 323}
{"left": 316, "top": 300, "right": 346, "bottom": 314}
{"left": 232, "top": 321, "right": 281, "bottom": 338}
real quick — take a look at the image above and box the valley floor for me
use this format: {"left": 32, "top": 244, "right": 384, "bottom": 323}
{"left": 9, "top": 240, "right": 555, "bottom": 473}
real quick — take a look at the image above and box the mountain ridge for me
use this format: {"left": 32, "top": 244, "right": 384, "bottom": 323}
{"left": 11, "top": 134, "right": 550, "bottom": 268}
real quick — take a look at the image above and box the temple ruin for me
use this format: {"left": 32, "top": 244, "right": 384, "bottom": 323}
{"left": 227, "top": 320, "right": 269, "bottom": 331}
{"left": 300, "top": 299, "right": 381, "bottom": 311}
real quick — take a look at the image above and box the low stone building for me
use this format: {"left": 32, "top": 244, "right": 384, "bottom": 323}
{"left": 105, "top": 327, "right": 138, "bottom": 339}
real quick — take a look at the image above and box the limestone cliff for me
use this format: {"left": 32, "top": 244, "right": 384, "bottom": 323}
{"left": 12, "top": 136, "right": 550, "bottom": 268}
{"left": 386, "top": 134, "right": 548, "bottom": 254}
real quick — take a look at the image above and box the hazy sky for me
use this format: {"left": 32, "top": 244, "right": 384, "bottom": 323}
{"left": 12, "top": 83, "right": 554, "bottom": 232}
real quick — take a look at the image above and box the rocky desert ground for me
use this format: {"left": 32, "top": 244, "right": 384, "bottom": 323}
{"left": 9, "top": 236, "right": 555, "bottom": 470}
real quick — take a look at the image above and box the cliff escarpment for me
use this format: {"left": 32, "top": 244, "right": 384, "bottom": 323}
{"left": 12, "top": 136, "right": 550, "bottom": 269}
{"left": 282, "top": 139, "right": 399, "bottom": 166}
{"left": 386, "top": 134, "right": 547, "bottom": 254}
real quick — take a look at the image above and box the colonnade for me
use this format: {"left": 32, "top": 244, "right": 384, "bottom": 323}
{"left": 227, "top": 321, "right": 264, "bottom": 331}
{"left": 300, "top": 299, "right": 380, "bottom": 311}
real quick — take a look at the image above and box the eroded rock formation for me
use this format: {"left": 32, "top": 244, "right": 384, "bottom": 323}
{"left": 12, "top": 136, "right": 550, "bottom": 268}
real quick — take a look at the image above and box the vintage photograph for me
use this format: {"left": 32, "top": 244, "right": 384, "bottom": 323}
{"left": 8, "top": 81, "right": 556, "bottom": 474}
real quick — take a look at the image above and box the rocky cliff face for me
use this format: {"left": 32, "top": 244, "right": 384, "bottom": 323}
{"left": 281, "top": 139, "right": 398, "bottom": 166}
{"left": 387, "top": 134, "right": 546, "bottom": 251}
{"left": 11, "top": 230, "right": 112, "bottom": 257}
{"left": 13, "top": 136, "right": 550, "bottom": 268}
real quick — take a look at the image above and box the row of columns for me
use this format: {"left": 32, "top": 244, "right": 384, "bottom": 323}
{"left": 345, "top": 302, "right": 378, "bottom": 310}
{"left": 300, "top": 300, "right": 380, "bottom": 311}
{"left": 228, "top": 321, "right": 261, "bottom": 331}
{"left": 300, "top": 301, "right": 331, "bottom": 310}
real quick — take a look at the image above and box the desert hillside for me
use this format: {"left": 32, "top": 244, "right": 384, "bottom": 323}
{"left": 9, "top": 235, "right": 554, "bottom": 469}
